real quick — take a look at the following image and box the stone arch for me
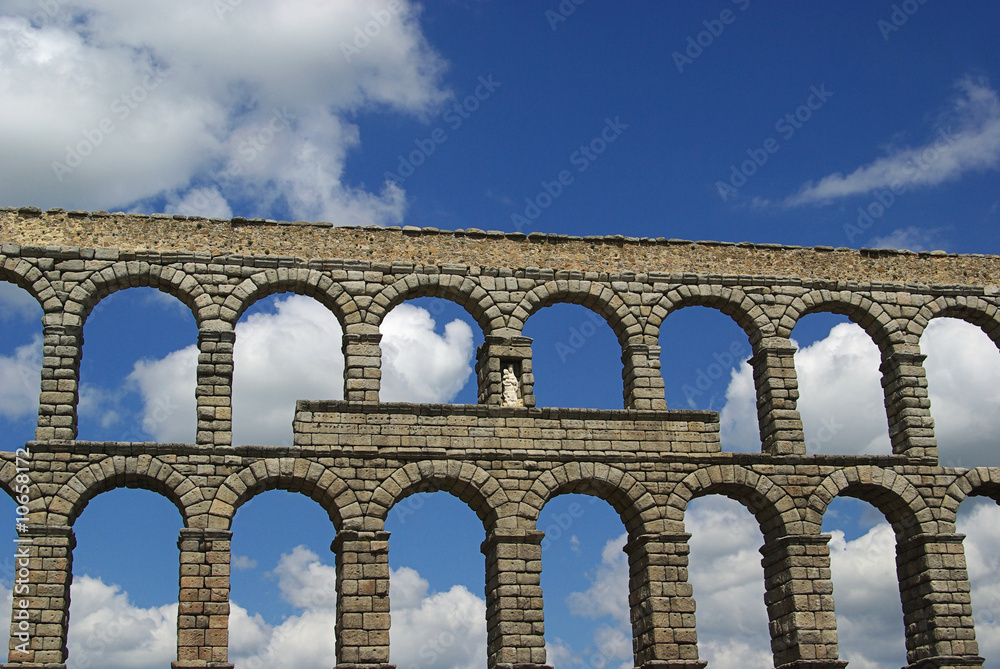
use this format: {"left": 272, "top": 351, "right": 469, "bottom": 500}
{"left": 909, "top": 296, "right": 1000, "bottom": 350}
{"left": 804, "top": 465, "right": 934, "bottom": 536}
{"left": 781, "top": 290, "right": 903, "bottom": 353}
{"left": 223, "top": 268, "right": 358, "bottom": 328}
{"left": 0, "top": 256, "right": 55, "bottom": 313}
{"left": 48, "top": 456, "right": 197, "bottom": 527}
{"left": 0, "top": 458, "right": 19, "bottom": 502}
{"left": 368, "top": 274, "right": 503, "bottom": 336}
{"left": 647, "top": 285, "right": 774, "bottom": 347}
{"left": 206, "top": 458, "right": 361, "bottom": 531}
{"left": 523, "top": 462, "right": 662, "bottom": 537}
{"left": 510, "top": 280, "right": 642, "bottom": 346}
{"left": 939, "top": 467, "right": 1000, "bottom": 532}
{"left": 367, "top": 460, "right": 512, "bottom": 530}
{"left": 69, "top": 262, "right": 207, "bottom": 327}
{"left": 666, "top": 465, "right": 803, "bottom": 540}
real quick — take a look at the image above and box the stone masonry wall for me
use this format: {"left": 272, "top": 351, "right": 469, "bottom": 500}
{"left": 0, "top": 208, "right": 998, "bottom": 669}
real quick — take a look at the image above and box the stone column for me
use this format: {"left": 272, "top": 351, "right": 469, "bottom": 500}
{"left": 481, "top": 528, "right": 549, "bottom": 669}
{"left": 759, "top": 534, "right": 846, "bottom": 669}
{"left": 343, "top": 333, "right": 382, "bottom": 403}
{"left": 174, "top": 528, "right": 233, "bottom": 669}
{"left": 880, "top": 350, "right": 938, "bottom": 461}
{"left": 333, "top": 530, "right": 393, "bottom": 669}
{"left": 3, "top": 525, "right": 74, "bottom": 669}
{"left": 476, "top": 336, "right": 535, "bottom": 407}
{"left": 35, "top": 324, "right": 82, "bottom": 442}
{"left": 896, "top": 533, "right": 983, "bottom": 669}
{"left": 750, "top": 340, "right": 806, "bottom": 456}
{"left": 623, "top": 532, "right": 705, "bottom": 669}
{"left": 196, "top": 330, "right": 235, "bottom": 447}
{"left": 623, "top": 344, "right": 667, "bottom": 410}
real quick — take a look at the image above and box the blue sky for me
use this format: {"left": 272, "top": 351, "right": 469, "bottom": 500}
{"left": 2, "top": 2, "right": 1000, "bottom": 668}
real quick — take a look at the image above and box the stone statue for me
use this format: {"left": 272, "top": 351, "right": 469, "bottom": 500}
{"left": 501, "top": 365, "right": 522, "bottom": 406}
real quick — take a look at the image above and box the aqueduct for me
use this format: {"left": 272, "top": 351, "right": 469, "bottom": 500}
{"left": 1, "top": 205, "right": 998, "bottom": 669}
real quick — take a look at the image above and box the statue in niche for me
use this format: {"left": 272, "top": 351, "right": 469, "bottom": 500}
{"left": 501, "top": 364, "right": 523, "bottom": 407}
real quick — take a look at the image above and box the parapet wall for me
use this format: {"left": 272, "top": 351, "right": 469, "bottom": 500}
{"left": 3, "top": 206, "right": 1000, "bottom": 285}
{"left": 1, "top": 207, "right": 998, "bottom": 669}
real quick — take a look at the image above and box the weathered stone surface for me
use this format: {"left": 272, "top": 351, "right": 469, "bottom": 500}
{"left": 1, "top": 209, "right": 994, "bottom": 669}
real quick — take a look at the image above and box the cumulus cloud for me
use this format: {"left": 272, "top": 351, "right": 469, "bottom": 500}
{"left": 785, "top": 77, "right": 1000, "bottom": 206}
{"left": 0, "top": 334, "right": 41, "bottom": 421}
{"left": 721, "top": 322, "right": 889, "bottom": 454}
{"left": 0, "top": 545, "right": 489, "bottom": 669}
{"left": 0, "top": 0, "right": 448, "bottom": 221}
{"left": 720, "top": 319, "right": 1000, "bottom": 463}
{"left": 867, "top": 225, "right": 946, "bottom": 253}
{"left": 686, "top": 497, "right": 771, "bottom": 669}
{"left": 123, "top": 296, "right": 474, "bottom": 445}
{"left": 65, "top": 576, "right": 178, "bottom": 669}
{"left": 0, "top": 281, "right": 42, "bottom": 322}
{"left": 920, "top": 318, "right": 1000, "bottom": 466}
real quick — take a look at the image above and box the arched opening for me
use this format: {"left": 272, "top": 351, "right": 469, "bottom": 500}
{"left": 68, "top": 488, "right": 182, "bottom": 667}
{"left": 687, "top": 495, "right": 771, "bottom": 668}
{"left": 386, "top": 490, "right": 486, "bottom": 666}
{"left": 380, "top": 296, "right": 480, "bottom": 404}
{"left": 791, "top": 312, "right": 889, "bottom": 455}
{"left": 524, "top": 303, "right": 622, "bottom": 409}
{"left": 823, "top": 496, "right": 906, "bottom": 668}
{"left": 232, "top": 293, "right": 343, "bottom": 446}
{"left": 78, "top": 287, "right": 198, "bottom": 442}
{"left": 538, "top": 493, "right": 632, "bottom": 668}
{"left": 228, "top": 490, "right": 340, "bottom": 667}
{"left": 921, "top": 317, "right": 1000, "bottom": 467}
{"left": 0, "top": 282, "right": 44, "bottom": 450}
{"left": 955, "top": 493, "right": 1000, "bottom": 663}
{"left": 658, "top": 306, "right": 756, "bottom": 451}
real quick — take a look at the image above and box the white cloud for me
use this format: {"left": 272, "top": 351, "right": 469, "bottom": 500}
{"left": 721, "top": 322, "right": 890, "bottom": 455}
{"left": 720, "top": 319, "right": 1000, "bottom": 461}
{"left": 686, "top": 497, "right": 771, "bottom": 669}
{"left": 567, "top": 533, "right": 630, "bottom": 627}
{"left": 232, "top": 548, "right": 485, "bottom": 669}
{"left": 379, "top": 303, "right": 475, "bottom": 403}
{"left": 867, "top": 225, "right": 945, "bottom": 253}
{"left": 0, "top": 0, "right": 448, "bottom": 221}
{"left": 231, "top": 555, "right": 258, "bottom": 571}
{"left": 785, "top": 77, "right": 1000, "bottom": 206}
{"left": 0, "top": 545, "right": 488, "bottom": 669}
{"left": 827, "top": 523, "right": 906, "bottom": 669}
{"left": 0, "top": 333, "right": 41, "bottom": 421}
{"left": 921, "top": 318, "right": 1000, "bottom": 467}
{"left": 65, "top": 575, "right": 178, "bottom": 669}
{"left": 124, "top": 296, "right": 475, "bottom": 445}
{"left": 165, "top": 186, "right": 232, "bottom": 219}
{"left": 0, "top": 281, "right": 42, "bottom": 321}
